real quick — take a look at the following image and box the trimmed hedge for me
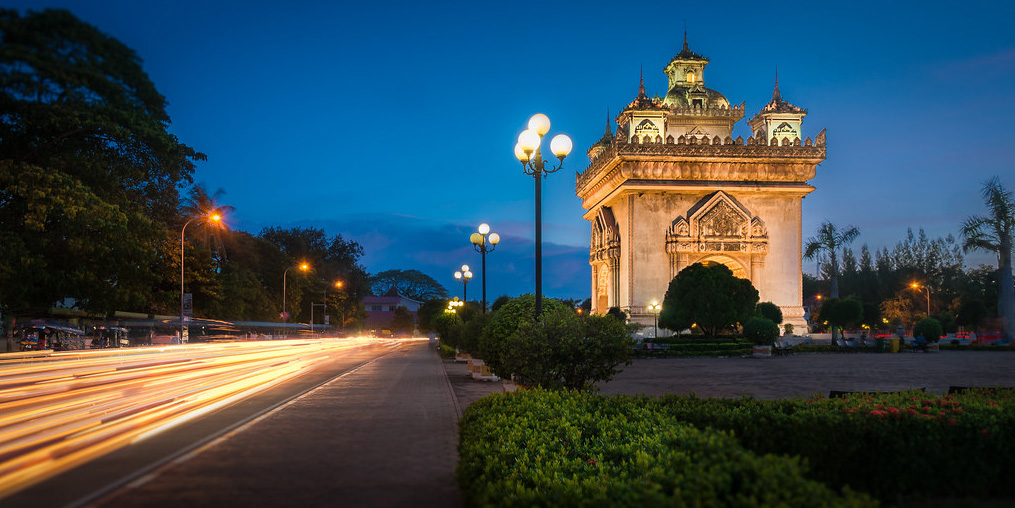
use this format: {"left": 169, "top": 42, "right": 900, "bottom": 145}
{"left": 459, "top": 390, "right": 875, "bottom": 508}
{"left": 656, "top": 389, "right": 1015, "bottom": 502}
{"left": 459, "top": 389, "right": 1015, "bottom": 506}
{"left": 635, "top": 342, "right": 752, "bottom": 358}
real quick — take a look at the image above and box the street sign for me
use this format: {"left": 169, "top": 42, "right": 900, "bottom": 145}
{"left": 182, "top": 293, "right": 193, "bottom": 316}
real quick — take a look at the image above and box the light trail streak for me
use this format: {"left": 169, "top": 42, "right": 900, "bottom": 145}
{"left": 0, "top": 337, "right": 410, "bottom": 499}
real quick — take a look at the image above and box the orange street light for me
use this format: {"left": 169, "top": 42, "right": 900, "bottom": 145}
{"left": 181, "top": 211, "right": 222, "bottom": 343}
{"left": 282, "top": 263, "right": 310, "bottom": 323}
{"left": 910, "top": 283, "right": 931, "bottom": 317}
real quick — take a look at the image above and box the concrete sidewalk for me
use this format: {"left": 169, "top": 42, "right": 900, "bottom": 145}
{"left": 98, "top": 341, "right": 463, "bottom": 508}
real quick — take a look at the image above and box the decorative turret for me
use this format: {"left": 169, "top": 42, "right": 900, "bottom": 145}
{"left": 748, "top": 69, "right": 808, "bottom": 146}
{"left": 618, "top": 34, "right": 741, "bottom": 145}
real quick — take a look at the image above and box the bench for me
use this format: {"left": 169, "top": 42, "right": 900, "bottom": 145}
{"left": 773, "top": 341, "right": 794, "bottom": 356}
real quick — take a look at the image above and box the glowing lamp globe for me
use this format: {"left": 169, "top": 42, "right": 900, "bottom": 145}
{"left": 478, "top": 223, "right": 490, "bottom": 235}
{"left": 514, "top": 143, "right": 529, "bottom": 163}
{"left": 517, "top": 129, "right": 540, "bottom": 154}
{"left": 454, "top": 271, "right": 462, "bottom": 280}
{"left": 470, "top": 232, "right": 483, "bottom": 245}
{"left": 461, "top": 264, "right": 470, "bottom": 272}
{"left": 550, "top": 134, "right": 573, "bottom": 158}
{"left": 488, "top": 233, "right": 500, "bottom": 245}
{"left": 528, "top": 113, "right": 551, "bottom": 136}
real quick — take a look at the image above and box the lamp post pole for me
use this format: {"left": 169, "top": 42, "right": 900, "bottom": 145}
{"left": 311, "top": 302, "right": 326, "bottom": 335}
{"left": 912, "top": 283, "right": 931, "bottom": 317}
{"left": 333, "top": 281, "right": 344, "bottom": 331}
{"left": 283, "top": 263, "right": 309, "bottom": 323}
{"left": 454, "top": 265, "right": 473, "bottom": 303}
{"left": 470, "top": 225, "right": 500, "bottom": 313}
{"left": 181, "top": 212, "right": 220, "bottom": 343}
{"left": 515, "top": 113, "right": 572, "bottom": 317}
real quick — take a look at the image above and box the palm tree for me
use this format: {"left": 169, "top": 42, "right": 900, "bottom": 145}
{"left": 961, "top": 176, "right": 1015, "bottom": 341}
{"left": 181, "top": 183, "right": 234, "bottom": 260}
{"left": 804, "top": 221, "right": 860, "bottom": 298}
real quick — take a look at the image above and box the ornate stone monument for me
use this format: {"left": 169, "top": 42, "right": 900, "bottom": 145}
{"left": 576, "top": 36, "right": 826, "bottom": 333}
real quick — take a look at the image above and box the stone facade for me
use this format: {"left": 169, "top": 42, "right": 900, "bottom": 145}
{"left": 576, "top": 36, "right": 825, "bottom": 333}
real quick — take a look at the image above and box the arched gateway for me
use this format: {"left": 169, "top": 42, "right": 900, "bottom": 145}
{"left": 575, "top": 36, "right": 826, "bottom": 333}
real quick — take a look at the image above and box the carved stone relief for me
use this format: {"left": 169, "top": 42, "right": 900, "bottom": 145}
{"left": 665, "top": 191, "right": 768, "bottom": 264}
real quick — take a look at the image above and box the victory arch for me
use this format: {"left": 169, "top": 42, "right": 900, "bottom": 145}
{"left": 575, "top": 37, "right": 826, "bottom": 333}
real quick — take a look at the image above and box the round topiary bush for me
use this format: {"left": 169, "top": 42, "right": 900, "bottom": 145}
{"left": 913, "top": 317, "right": 943, "bottom": 343}
{"left": 743, "top": 317, "right": 779, "bottom": 346}
{"left": 756, "top": 301, "right": 783, "bottom": 324}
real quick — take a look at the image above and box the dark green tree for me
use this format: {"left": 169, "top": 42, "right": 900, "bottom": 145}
{"left": 961, "top": 176, "right": 1015, "bottom": 341}
{"left": 956, "top": 298, "right": 989, "bottom": 331}
{"left": 490, "top": 295, "right": 510, "bottom": 312}
{"left": 819, "top": 297, "right": 863, "bottom": 340}
{"left": 415, "top": 299, "right": 447, "bottom": 333}
{"left": 389, "top": 306, "right": 415, "bottom": 334}
{"left": 0, "top": 9, "right": 203, "bottom": 319}
{"left": 606, "top": 306, "right": 627, "bottom": 322}
{"left": 755, "top": 302, "right": 783, "bottom": 324}
{"left": 369, "top": 269, "right": 448, "bottom": 301}
{"left": 658, "top": 263, "right": 759, "bottom": 336}
{"left": 804, "top": 221, "right": 860, "bottom": 298}
{"left": 913, "top": 317, "right": 944, "bottom": 343}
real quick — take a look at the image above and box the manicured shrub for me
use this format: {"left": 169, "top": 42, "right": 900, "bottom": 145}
{"left": 743, "top": 317, "right": 779, "bottom": 345}
{"left": 458, "top": 390, "right": 875, "bottom": 508}
{"left": 756, "top": 301, "right": 784, "bottom": 324}
{"left": 500, "top": 308, "right": 633, "bottom": 389}
{"left": 478, "top": 294, "right": 567, "bottom": 377}
{"left": 913, "top": 317, "right": 943, "bottom": 342}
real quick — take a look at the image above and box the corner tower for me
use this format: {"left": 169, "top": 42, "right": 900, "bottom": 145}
{"left": 576, "top": 38, "right": 826, "bottom": 334}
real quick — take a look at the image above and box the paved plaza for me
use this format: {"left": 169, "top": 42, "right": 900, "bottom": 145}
{"left": 446, "top": 350, "right": 1015, "bottom": 407}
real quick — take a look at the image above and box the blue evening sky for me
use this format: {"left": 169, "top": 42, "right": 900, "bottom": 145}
{"left": 9, "top": 0, "right": 1015, "bottom": 300}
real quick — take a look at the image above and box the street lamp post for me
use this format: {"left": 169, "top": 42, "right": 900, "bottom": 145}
{"left": 333, "top": 281, "right": 345, "bottom": 331}
{"left": 470, "top": 224, "right": 500, "bottom": 313}
{"left": 283, "top": 263, "right": 309, "bottom": 323}
{"left": 454, "top": 265, "right": 473, "bottom": 302}
{"left": 911, "top": 283, "right": 931, "bottom": 317}
{"left": 181, "top": 212, "right": 221, "bottom": 343}
{"left": 649, "top": 300, "right": 662, "bottom": 338}
{"left": 514, "top": 113, "right": 572, "bottom": 317}
{"left": 310, "top": 302, "right": 326, "bottom": 335}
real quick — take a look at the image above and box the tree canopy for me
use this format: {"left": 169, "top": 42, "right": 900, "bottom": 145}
{"left": 369, "top": 269, "right": 448, "bottom": 301}
{"left": 658, "top": 263, "right": 759, "bottom": 336}
{"left": 0, "top": 8, "right": 202, "bottom": 316}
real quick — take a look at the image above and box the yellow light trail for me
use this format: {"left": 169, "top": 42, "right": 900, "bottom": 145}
{"left": 0, "top": 337, "right": 415, "bottom": 499}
